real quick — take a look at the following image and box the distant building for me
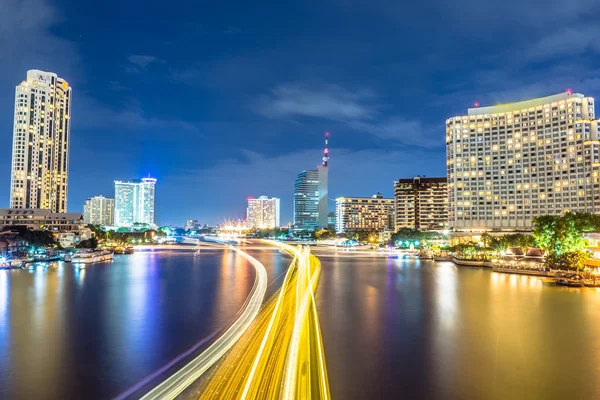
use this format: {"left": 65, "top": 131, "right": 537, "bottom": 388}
{"left": 10, "top": 70, "right": 72, "bottom": 213}
{"left": 447, "top": 92, "right": 600, "bottom": 231}
{"left": 83, "top": 196, "right": 114, "bottom": 226}
{"left": 293, "top": 133, "right": 329, "bottom": 230}
{"left": 335, "top": 193, "right": 394, "bottom": 233}
{"left": 186, "top": 219, "right": 199, "bottom": 230}
{"left": 327, "top": 211, "right": 336, "bottom": 230}
{"left": 247, "top": 196, "right": 280, "bottom": 229}
{"left": 394, "top": 177, "right": 448, "bottom": 231}
{"left": 114, "top": 177, "right": 157, "bottom": 227}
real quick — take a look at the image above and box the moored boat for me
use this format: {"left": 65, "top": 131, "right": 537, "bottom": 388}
{"left": 69, "top": 250, "right": 114, "bottom": 264}
{"left": 555, "top": 273, "right": 585, "bottom": 287}
{"left": 0, "top": 259, "right": 24, "bottom": 269}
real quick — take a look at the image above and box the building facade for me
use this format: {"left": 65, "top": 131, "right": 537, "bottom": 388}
{"left": 83, "top": 196, "right": 114, "bottom": 226}
{"left": 394, "top": 177, "right": 448, "bottom": 231}
{"left": 114, "top": 177, "right": 157, "bottom": 227}
{"left": 0, "top": 208, "right": 83, "bottom": 231}
{"left": 247, "top": 196, "right": 280, "bottom": 229}
{"left": 10, "top": 70, "right": 72, "bottom": 213}
{"left": 335, "top": 193, "right": 394, "bottom": 233}
{"left": 446, "top": 92, "right": 600, "bottom": 231}
{"left": 293, "top": 133, "right": 329, "bottom": 230}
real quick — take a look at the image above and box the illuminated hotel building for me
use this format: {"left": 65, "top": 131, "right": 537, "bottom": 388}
{"left": 446, "top": 92, "right": 600, "bottom": 231}
{"left": 114, "top": 177, "right": 157, "bottom": 227}
{"left": 83, "top": 196, "right": 114, "bottom": 226}
{"left": 10, "top": 70, "right": 71, "bottom": 212}
{"left": 247, "top": 196, "right": 280, "bottom": 229}
{"left": 293, "top": 133, "right": 329, "bottom": 230}
{"left": 394, "top": 177, "right": 448, "bottom": 230}
{"left": 335, "top": 193, "right": 394, "bottom": 233}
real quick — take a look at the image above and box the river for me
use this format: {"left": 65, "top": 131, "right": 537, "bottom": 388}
{"left": 1, "top": 245, "right": 599, "bottom": 399}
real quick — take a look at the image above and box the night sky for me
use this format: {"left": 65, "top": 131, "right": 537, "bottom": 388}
{"left": 2, "top": 0, "right": 600, "bottom": 225}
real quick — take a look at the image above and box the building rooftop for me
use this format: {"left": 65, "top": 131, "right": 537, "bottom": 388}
{"left": 395, "top": 177, "right": 447, "bottom": 184}
{"left": 0, "top": 208, "right": 82, "bottom": 219}
{"left": 336, "top": 196, "right": 394, "bottom": 201}
{"left": 467, "top": 92, "right": 585, "bottom": 116}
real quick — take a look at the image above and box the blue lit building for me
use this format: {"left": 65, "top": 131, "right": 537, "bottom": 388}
{"left": 293, "top": 133, "right": 329, "bottom": 230}
{"left": 114, "top": 177, "right": 157, "bottom": 227}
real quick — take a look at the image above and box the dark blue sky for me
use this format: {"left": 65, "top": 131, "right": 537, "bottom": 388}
{"left": 2, "top": 0, "right": 600, "bottom": 225}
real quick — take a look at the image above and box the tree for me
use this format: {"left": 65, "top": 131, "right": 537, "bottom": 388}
{"left": 8, "top": 226, "right": 58, "bottom": 248}
{"left": 533, "top": 212, "right": 600, "bottom": 255}
{"left": 312, "top": 228, "right": 335, "bottom": 241}
{"left": 532, "top": 212, "right": 600, "bottom": 270}
{"left": 77, "top": 237, "right": 99, "bottom": 249}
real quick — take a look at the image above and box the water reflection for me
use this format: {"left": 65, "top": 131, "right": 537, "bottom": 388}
{"left": 317, "top": 257, "right": 600, "bottom": 400}
{"left": 0, "top": 249, "right": 280, "bottom": 400}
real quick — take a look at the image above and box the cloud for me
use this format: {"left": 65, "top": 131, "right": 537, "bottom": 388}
{"left": 253, "top": 83, "right": 376, "bottom": 120}
{"left": 253, "top": 82, "right": 443, "bottom": 148}
{"left": 127, "top": 55, "right": 166, "bottom": 70}
{"left": 527, "top": 25, "right": 600, "bottom": 60}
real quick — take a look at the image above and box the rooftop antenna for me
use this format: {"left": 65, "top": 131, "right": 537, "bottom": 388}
{"left": 322, "top": 132, "right": 329, "bottom": 167}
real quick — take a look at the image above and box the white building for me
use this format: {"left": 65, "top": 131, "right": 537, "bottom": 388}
{"left": 446, "top": 92, "right": 600, "bottom": 231}
{"left": 83, "top": 196, "right": 114, "bottom": 226}
{"left": 114, "top": 177, "right": 157, "bottom": 227}
{"left": 10, "top": 70, "right": 72, "bottom": 213}
{"left": 293, "top": 133, "right": 329, "bottom": 230}
{"left": 335, "top": 193, "right": 394, "bottom": 233}
{"left": 247, "top": 196, "right": 280, "bottom": 229}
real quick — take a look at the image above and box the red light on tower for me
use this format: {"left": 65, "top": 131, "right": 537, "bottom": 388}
{"left": 474, "top": 102, "right": 480, "bottom": 107}
{"left": 566, "top": 88, "right": 573, "bottom": 94}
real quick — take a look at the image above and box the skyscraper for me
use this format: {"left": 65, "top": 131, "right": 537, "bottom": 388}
{"left": 293, "top": 133, "right": 329, "bottom": 230}
{"left": 247, "top": 196, "right": 280, "bottom": 229}
{"left": 114, "top": 177, "right": 157, "bottom": 227}
{"left": 446, "top": 92, "right": 600, "bottom": 231}
{"left": 10, "top": 70, "right": 72, "bottom": 212}
{"left": 83, "top": 196, "right": 114, "bottom": 226}
{"left": 394, "top": 177, "right": 448, "bottom": 230}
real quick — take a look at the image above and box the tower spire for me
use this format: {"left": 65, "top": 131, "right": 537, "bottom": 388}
{"left": 322, "top": 131, "right": 329, "bottom": 167}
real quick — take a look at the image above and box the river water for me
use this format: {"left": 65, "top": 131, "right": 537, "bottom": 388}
{"left": 1, "top": 245, "right": 599, "bottom": 399}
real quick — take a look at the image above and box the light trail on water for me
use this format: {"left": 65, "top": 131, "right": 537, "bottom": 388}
{"left": 199, "top": 241, "right": 331, "bottom": 400}
{"left": 139, "top": 246, "right": 268, "bottom": 400}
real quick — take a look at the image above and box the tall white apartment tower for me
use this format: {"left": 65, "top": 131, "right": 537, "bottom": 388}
{"left": 446, "top": 92, "right": 600, "bottom": 231}
{"left": 83, "top": 196, "right": 115, "bottom": 226}
{"left": 247, "top": 196, "right": 281, "bottom": 229}
{"left": 10, "top": 70, "right": 72, "bottom": 212}
{"left": 114, "top": 177, "right": 157, "bottom": 227}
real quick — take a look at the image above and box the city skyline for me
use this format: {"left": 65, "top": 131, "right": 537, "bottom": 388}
{"left": 1, "top": 0, "right": 600, "bottom": 225}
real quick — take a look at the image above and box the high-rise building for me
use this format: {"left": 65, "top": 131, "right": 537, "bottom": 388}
{"left": 10, "top": 70, "right": 72, "bottom": 212}
{"left": 83, "top": 196, "right": 114, "bottom": 226}
{"left": 247, "top": 196, "right": 280, "bottom": 229}
{"left": 327, "top": 211, "right": 336, "bottom": 230}
{"left": 394, "top": 177, "right": 448, "bottom": 231}
{"left": 186, "top": 219, "right": 199, "bottom": 230}
{"left": 293, "top": 133, "right": 329, "bottom": 230}
{"left": 335, "top": 193, "right": 394, "bottom": 233}
{"left": 114, "top": 177, "right": 157, "bottom": 227}
{"left": 446, "top": 92, "right": 600, "bottom": 231}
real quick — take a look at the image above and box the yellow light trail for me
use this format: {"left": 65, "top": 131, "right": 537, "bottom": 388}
{"left": 141, "top": 246, "right": 268, "bottom": 400}
{"left": 199, "top": 241, "right": 330, "bottom": 400}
